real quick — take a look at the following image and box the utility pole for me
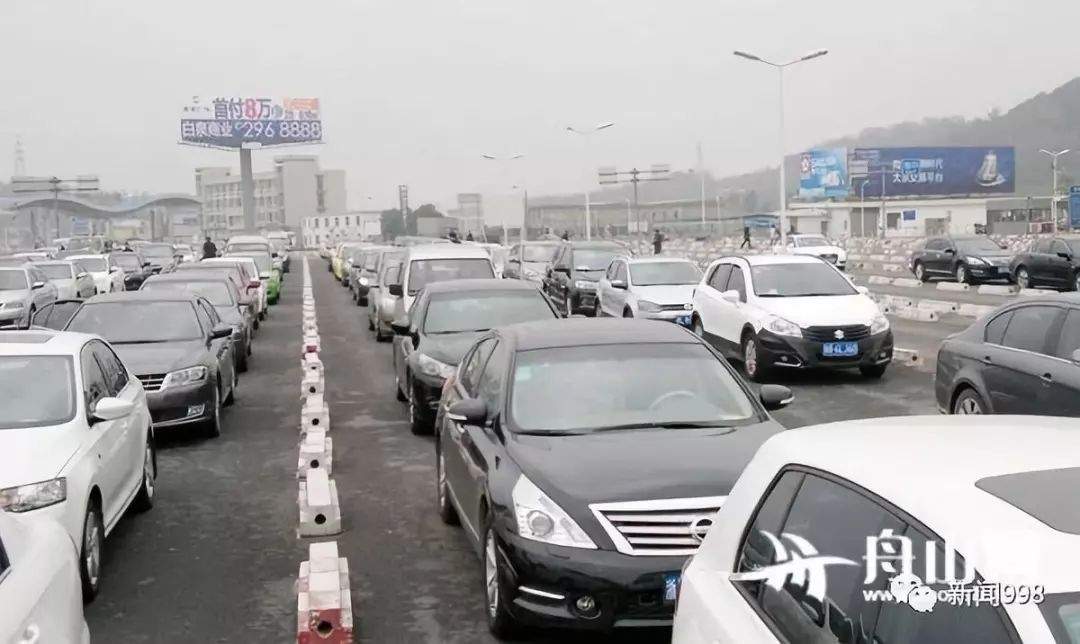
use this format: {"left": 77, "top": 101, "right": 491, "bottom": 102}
{"left": 697, "top": 141, "right": 706, "bottom": 224}
{"left": 398, "top": 184, "right": 409, "bottom": 235}
{"left": 598, "top": 165, "right": 671, "bottom": 250}
{"left": 1040, "top": 149, "right": 1071, "bottom": 233}
{"left": 566, "top": 122, "right": 615, "bottom": 241}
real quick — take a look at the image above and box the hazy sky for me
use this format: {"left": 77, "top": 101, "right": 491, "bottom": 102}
{"left": 2, "top": 0, "right": 1078, "bottom": 214}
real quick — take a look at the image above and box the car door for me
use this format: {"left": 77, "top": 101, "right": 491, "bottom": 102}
{"left": 80, "top": 343, "right": 129, "bottom": 526}
{"left": 1049, "top": 239, "right": 1074, "bottom": 287}
{"left": 695, "top": 263, "right": 733, "bottom": 341}
{"left": 982, "top": 304, "right": 1065, "bottom": 414}
{"left": 597, "top": 260, "right": 617, "bottom": 316}
{"left": 196, "top": 299, "right": 233, "bottom": 391}
{"left": 610, "top": 260, "right": 630, "bottom": 315}
{"left": 92, "top": 340, "right": 145, "bottom": 502}
{"left": 1048, "top": 307, "right": 1080, "bottom": 416}
{"left": 717, "top": 264, "right": 750, "bottom": 348}
{"left": 459, "top": 339, "right": 509, "bottom": 532}
{"left": 548, "top": 247, "right": 572, "bottom": 309}
{"left": 445, "top": 337, "right": 497, "bottom": 538}
{"left": 1028, "top": 239, "right": 1054, "bottom": 286}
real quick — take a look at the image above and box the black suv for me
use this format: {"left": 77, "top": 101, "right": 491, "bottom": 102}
{"left": 1009, "top": 236, "right": 1080, "bottom": 292}
{"left": 908, "top": 235, "right": 1012, "bottom": 284}
{"left": 542, "top": 241, "right": 628, "bottom": 316}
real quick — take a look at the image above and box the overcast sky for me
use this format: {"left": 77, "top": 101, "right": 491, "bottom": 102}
{"left": 2, "top": 0, "right": 1078, "bottom": 214}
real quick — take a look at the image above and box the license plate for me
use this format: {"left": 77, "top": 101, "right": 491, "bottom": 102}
{"left": 823, "top": 341, "right": 858, "bottom": 357}
{"left": 663, "top": 573, "right": 680, "bottom": 603}
{"left": 675, "top": 315, "right": 692, "bottom": 327}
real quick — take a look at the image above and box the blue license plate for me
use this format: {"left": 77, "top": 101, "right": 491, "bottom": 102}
{"left": 823, "top": 341, "right": 858, "bottom": 357}
{"left": 675, "top": 315, "right": 692, "bottom": 327}
{"left": 663, "top": 573, "right": 680, "bottom": 603}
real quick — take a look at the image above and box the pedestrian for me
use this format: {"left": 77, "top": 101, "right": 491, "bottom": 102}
{"left": 448, "top": 229, "right": 460, "bottom": 243}
{"left": 740, "top": 226, "right": 752, "bottom": 249}
{"left": 466, "top": 231, "right": 474, "bottom": 242}
{"left": 769, "top": 225, "right": 780, "bottom": 246}
{"left": 201, "top": 236, "right": 217, "bottom": 259}
{"left": 653, "top": 228, "right": 664, "bottom": 255}
{"left": 561, "top": 230, "right": 570, "bottom": 241}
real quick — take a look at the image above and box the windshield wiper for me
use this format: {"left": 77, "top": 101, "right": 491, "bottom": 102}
{"left": 594, "top": 421, "right": 735, "bottom": 431}
{"left": 515, "top": 429, "right": 586, "bottom": 436}
{"left": 109, "top": 339, "right": 166, "bottom": 345}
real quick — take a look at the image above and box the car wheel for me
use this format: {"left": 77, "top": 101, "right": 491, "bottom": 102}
{"left": 132, "top": 437, "right": 156, "bottom": 512}
{"left": 368, "top": 315, "right": 375, "bottom": 331}
{"left": 1073, "top": 272, "right": 1080, "bottom": 293}
{"left": 80, "top": 499, "right": 104, "bottom": 601}
{"left": 375, "top": 322, "right": 389, "bottom": 342}
{"left": 395, "top": 374, "right": 407, "bottom": 402}
{"left": 1016, "top": 267, "right": 1031, "bottom": 290}
{"left": 408, "top": 377, "right": 430, "bottom": 436}
{"left": 952, "top": 388, "right": 986, "bottom": 415}
{"left": 859, "top": 364, "right": 888, "bottom": 379}
{"left": 435, "top": 444, "right": 459, "bottom": 526}
{"left": 483, "top": 521, "right": 519, "bottom": 639}
{"left": 742, "top": 332, "right": 769, "bottom": 382}
{"left": 204, "top": 384, "right": 222, "bottom": 438}
{"left": 955, "top": 263, "right": 969, "bottom": 284}
{"left": 623, "top": 307, "right": 633, "bottom": 318}
{"left": 913, "top": 261, "right": 928, "bottom": 282}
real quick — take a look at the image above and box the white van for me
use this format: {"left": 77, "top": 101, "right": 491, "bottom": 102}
{"left": 389, "top": 244, "right": 496, "bottom": 311}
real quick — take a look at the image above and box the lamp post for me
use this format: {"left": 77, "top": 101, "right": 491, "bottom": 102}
{"left": 481, "top": 153, "right": 524, "bottom": 244}
{"left": 566, "top": 122, "right": 615, "bottom": 241}
{"left": 1040, "top": 148, "right": 1071, "bottom": 234}
{"left": 733, "top": 48, "right": 828, "bottom": 247}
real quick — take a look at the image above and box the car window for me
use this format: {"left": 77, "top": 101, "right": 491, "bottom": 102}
{"left": 80, "top": 345, "right": 110, "bottom": 411}
{"left": 193, "top": 300, "right": 214, "bottom": 334}
{"left": 925, "top": 239, "right": 946, "bottom": 251}
{"left": 201, "top": 300, "right": 222, "bottom": 325}
{"left": 1001, "top": 305, "right": 1063, "bottom": 355}
{"left": 727, "top": 267, "right": 747, "bottom": 302}
{"left": 708, "top": 264, "right": 732, "bottom": 291}
{"left": 91, "top": 340, "right": 129, "bottom": 396}
{"left": 384, "top": 263, "right": 401, "bottom": 286}
{"left": 477, "top": 340, "right": 508, "bottom": 414}
{"left": 1056, "top": 309, "right": 1080, "bottom": 360}
{"left": 0, "top": 532, "right": 8, "bottom": 576}
{"left": 614, "top": 262, "right": 627, "bottom": 282}
{"left": 984, "top": 310, "right": 1013, "bottom": 345}
{"left": 555, "top": 247, "right": 570, "bottom": 269}
{"left": 605, "top": 261, "right": 617, "bottom": 280}
{"left": 1052, "top": 240, "right": 1071, "bottom": 257}
{"left": 1035, "top": 239, "right": 1053, "bottom": 254}
{"left": 460, "top": 337, "right": 496, "bottom": 395}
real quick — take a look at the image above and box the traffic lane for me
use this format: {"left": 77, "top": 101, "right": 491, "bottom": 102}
{"left": 85, "top": 274, "right": 303, "bottom": 642}
{"left": 312, "top": 262, "right": 668, "bottom": 644}
{"left": 887, "top": 315, "right": 970, "bottom": 373}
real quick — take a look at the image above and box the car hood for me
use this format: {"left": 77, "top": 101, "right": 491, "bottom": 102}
{"left": 51, "top": 278, "right": 76, "bottom": 288}
{"left": 0, "top": 423, "right": 82, "bottom": 487}
{"left": 0, "top": 289, "right": 30, "bottom": 304}
{"left": 758, "top": 294, "right": 881, "bottom": 328}
{"left": 111, "top": 340, "right": 207, "bottom": 375}
{"left": 792, "top": 245, "right": 844, "bottom": 256}
{"left": 963, "top": 251, "right": 1012, "bottom": 260}
{"left": 421, "top": 331, "right": 484, "bottom": 366}
{"left": 631, "top": 284, "right": 697, "bottom": 305}
{"left": 522, "top": 261, "right": 549, "bottom": 273}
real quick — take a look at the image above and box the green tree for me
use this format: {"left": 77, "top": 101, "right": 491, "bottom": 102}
{"left": 380, "top": 209, "right": 405, "bottom": 240}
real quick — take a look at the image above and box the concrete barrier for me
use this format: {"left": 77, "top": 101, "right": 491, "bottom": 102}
{"left": 301, "top": 372, "right": 325, "bottom": 396}
{"left": 977, "top": 284, "right": 1018, "bottom": 296}
{"left": 937, "top": 282, "right": 971, "bottom": 292}
{"left": 1017, "top": 288, "right": 1057, "bottom": 297}
{"left": 303, "top": 353, "right": 324, "bottom": 378}
{"left": 302, "top": 392, "right": 330, "bottom": 431}
{"left": 296, "top": 541, "right": 353, "bottom": 643}
{"left": 893, "top": 347, "right": 920, "bottom": 365}
{"left": 303, "top": 334, "right": 321, "bottom": 354}
{"left": 881, "top": 264, "right": 904, "bottom": 273}
{"left": 916, "top": 299, "right": 959, "bottom": 314}
{"left": 298, "top": 429, "right": 333, "bottom": 479}
{"left": 298, "top": 469, "right": 342, "bottom": 537}
{"left": 891, "top": 306, "right": 939, "bottom": 322}
{"left": 868, "top": 275, "right": 893, "bottom": 285}
{"left": 957, "top": 303, "right": 996, "bottom": 318}
{"left": 891, "top": 278, "right": 923, "bottom": 288}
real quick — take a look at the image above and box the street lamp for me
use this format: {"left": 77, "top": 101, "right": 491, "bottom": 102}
{"left": 481, "top": 153, "right": 525, "bottom": 244}
{"left": 734, "top": 48, "right": 828, "bottom": 247}
{"left": 1039, "top": 148, "right": 1071, "bottom": 233}
{"left": 567, "top": 122, "right": 615, "bottom": 240}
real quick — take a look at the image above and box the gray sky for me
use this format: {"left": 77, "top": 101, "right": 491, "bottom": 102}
{"left": 2, "top": 0, "right": 1078, "bottom": 213}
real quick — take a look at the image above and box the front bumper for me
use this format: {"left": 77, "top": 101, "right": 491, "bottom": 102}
{"left": 146, "top": 380, "right": 215, "bottom": 427}
{"left": 412, "top": 371, "right": 445, "bottom": 415}
{"left": 965, "top": 263, "right": 1011, "bottom": 281}
{"left": 570, "top": 289, "right": 598, "bottom": 314}
{"left": 0, "top": 306, "right": 27, "bottom": 324}
{"left": 637, "top": 308, "right": 693, "bottom": 324}
{"left": 756, "top": 328, "right": 893, "bottom": 370}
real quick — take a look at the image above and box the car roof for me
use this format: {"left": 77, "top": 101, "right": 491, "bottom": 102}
{"left": 422, "top": 279, "right": 539, "bottom": 295}
{"left": 203, "top": 257, "right": 254, "bottom": 264}
{"left": 176, "top": 262, "right": 241, "bottom": 271}
{"left": 502, "top": 318, "right": 696, "bottom": 351}
{"left": 142, "top": 273, "right": 232, "bottom": 284}
{"left": 0, "top": 265, "right": 31, "bottom": 273}
{"left": 404, "top": 244, "right": 492, "bottom": 260}
{"left": 34, "top": 260, "right": 75, "bottom": 266}
{"left": 85, "top": 291, "right": 204, "bottom": 305}
{"left": 749, "top": 416, "right": 1080, "bottom": 589}
{"left": 227, "top": 235, "right": 269, "bottom": 243}
{"left": 0, "top": 329, "right": 99, "bottom": 355}
{"left": 65, "top": 254, "right": 107, "bottom": 260}
{"left": 624, "top": 256, "right": 696, "bottom": 265}
{"left": 991, "top": 292, "right": 1080, "bottom": 308}
{"left": 717, "top": 254, "right": 824, "bottom": 266}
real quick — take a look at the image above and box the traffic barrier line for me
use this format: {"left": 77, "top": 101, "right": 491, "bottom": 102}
{"left": 303, "top": 334, "right": 321, "bottom": 354}
{"left": 1017, "top": 288, "right": 1056, "bottom": 297}
{"left": 890, "top": 278, "right": 923, "bottom": 288}
{"left": 977, "top": 284, "right": 1018, "bottom": 296}
{"left": 303, "top": 353, "right": 325, "bottom": 378}
{"left": 957, "top": 303, "right": 996, "bottom": 318}
{"left": 891, "top": 306, "right": 939, "bottom": 322}
{"left": 868, "top": 275, "right": 892, "bottom": 285}
{"left": 937, "top": 282, "right": 971, "bottom": 292}
{"left": 915, "top": 299, "right": 959, "bottom": 313}
{"left": 298, "top": 469, "right": 343, "bottom": 537}
{"left": 299, "top": 428, "right": 333, "bottom": 479}
{"left": 894, "top": 348, "right": 920, "bottom": 366}
{"left": 301, "top": 371, "right": 325, "bottom": 396}
{"left": 881, "top": 264, "right": 904, "bottom": 273}
{"left": 296, "top": 541, "right": 353, "bottom": 643}
{"left": 302, "top": 392, "right": 330, "bottom": 432}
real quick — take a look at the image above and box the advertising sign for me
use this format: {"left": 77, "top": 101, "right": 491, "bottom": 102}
{"left": 179, "top": 97, "right": 322, "bottom": 148}
{"left": 1070, "top": 186, "right": 1080, "bottom": 229}
{"left": 799, "top": 148, "right": 848, "bottom": 199}
{"left": 852, "top": 147, "right": 1015, "bottom": 198}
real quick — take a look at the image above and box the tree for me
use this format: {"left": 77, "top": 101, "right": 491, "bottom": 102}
{"left": 380, "top": 209, "right": 405, "bottom": 240}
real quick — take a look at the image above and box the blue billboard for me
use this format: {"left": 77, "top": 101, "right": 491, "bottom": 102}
{"left": 799, "top": 148, "right": 848, "bottom": 199}
{"left": 852, "top": 147, "right": 1014, "bottom": 197}
{"left": 1070, "top": 186, "right": 1080, "bottom": 229}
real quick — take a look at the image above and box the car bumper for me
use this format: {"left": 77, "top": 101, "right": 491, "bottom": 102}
{"left": 756, "top": 329, "right": 893, "bottom": 370}
{"left": 496, "top": 529, "right": 682, "bottom": 630}
{"left": 0, "top": 307, "right": 27, "bottom": 323}
{"left": 146, "top": 381, "right": 215, "bottom": 427}
{"left": 965, "top": 264, "right": 1011, "bottom": 280}
{"left": 637, "top": 309, "right": 694, "bottom": 325}
{"left": 412, "top": 371, "right": 445, "bottom": 414}
{"left": 570, "top": 289, "right": 598, "bottom": 313}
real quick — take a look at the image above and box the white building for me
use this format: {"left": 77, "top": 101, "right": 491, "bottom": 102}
{"left": 788, "top": 197, "right": 993, "bottom": 238}
{"left": 301, "top": 210, "right": 381, "bottom": 248}
{"left": 196, "top": 155, "right": 346, "bottom": 237}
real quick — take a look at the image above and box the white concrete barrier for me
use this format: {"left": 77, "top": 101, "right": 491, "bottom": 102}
{"left": 891, "top": 278, "right": 923, "bottom": 288}
{"left": 298, "top": 469, "right": 342, "bottom": 537}
{"left": 296, "top": 541, "right": 353, "bottom": 643}
{"left": 302, "top": 392, "right": 330, "bottom": 431}
{"left": 937, "top": 282, "right": 971, "bottom": 292}
{"left": 957, "top": 303, "right": 996, "bottom": 318}
{"left": 870, "top": 254, "right": 888, "bottom": 261}
{"left": 881, "top": 264, "right": 904, "bottom": 273}
{"left": 977, "top": 284, "right": 1018, "bottom": 296}
{"left": 301, "top": 372, "right": 325, "bottom": 396}
{"left": 303, "top": 353, "right": 324, "bottom": 378}
{"left": 868, "top": 275, "right": 893, "bottom": 285}
{"left": 893, "top": 347, "right": 921, "bottom": 365}
{"left": 892, "top": 306, "right": 939, "bottom": 322}
{"left": 303, "top": 334, "right": 321, "bottom": 354}
{"left": 1017, "top": 288, "right": 1057, "bottom": 297}
{"left": 298, "top": 429, "right": 333, "bottom": 479}
{"left": 916, "top": 299, "right": 959, "bottom": 314}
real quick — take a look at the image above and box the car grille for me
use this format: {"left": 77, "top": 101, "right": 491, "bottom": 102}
{"left": 137, "top": 374, "right": 166, "bottom": 391}
{"left": 658, "top": 303, "right": 692, "bottom": 312}
{"left": 589, "top": 496, "right": 726, "bottom": 556}
{"left": 804, "top": 324, "right": 871, "bottom": 342}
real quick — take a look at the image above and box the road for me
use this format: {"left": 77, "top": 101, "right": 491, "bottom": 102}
{"left": 85, "top": 254, "right": 943, "bottom": 643}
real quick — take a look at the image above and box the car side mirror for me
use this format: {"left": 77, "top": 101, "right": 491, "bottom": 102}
{"left": 143, "top": 261, "right": 152, "bottom": 267}
{"left": 31, "top": 281, "right": 45, "bottom": 289}
{"left": 1058, "top": 252, "right": 1072, "bottom": 260}
{"left": 390, "top": 319, "right": 411, "bottom": 336}
{"left": 76, "top": 272, "right": 89, "bottom": 279}
{"left": 1072, "top": 349, "right": 1080, "bottom": 363}
{"left": 944, "top": 248, "right": 956, "bottom": 255}
{"left": 447, "top": 397, "right": 487, "bottom": 425}
{"left": 388, "top": 283, "right": 403, "bottom": 297}
{"left": 210, "top": 324, "right": 233, "bottom": 340}
{"left": 92, "top": 396, "right": 135, "bottom": 423}
{"left": 759, "top": 385, "right": 794, "bottom": 411}
{"left": 721, "top": 289, "right": 740, "bottom": 304}
{"left": 855, "top": 286, "right": 870, "bottom": 295}
{"left": 610, "top": 279, "right": 628, "bottom": 290}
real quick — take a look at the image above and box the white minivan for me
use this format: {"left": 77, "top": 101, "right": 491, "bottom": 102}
{"left": 388, "top": 244, "right": 496, "bottom": 312}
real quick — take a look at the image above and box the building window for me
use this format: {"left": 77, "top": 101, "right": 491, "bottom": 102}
{"left": 345, "top": 216, "right": 350, "bottom": 226}
{"left": 324, "top": 217, "right": 329, "bottom": 227}
{"left": 334, "top": 217, "right": 340, "bottom": 227}
{"left": 313, "top": 218, "right": 319, "bottom": 229}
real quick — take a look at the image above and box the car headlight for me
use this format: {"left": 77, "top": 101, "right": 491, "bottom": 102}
{"left": 870, "top": 313, "right": 890, "bottom": 335}
{"left": 161, "top": 365, "right": 208, "bottom": 389}
{"left": 416, "top": 353, "right": 456, "bottom": 379}
{"left": 637, "top": 300, "right": 662, "bottom": 313}
{"left": 0, "top": 478, "right": 67, "bottom": 512}
{"left": 512, "top": 475, "right": 596, "bottom": 549}
{"left": 1, "top": 301, "right": 24, "bottom": 310}
{"left": 965, "top": 256, "right": 988, "bottom": 266}
{"left": 359, "top": 277, "right": 370, "bottom": 287}
{"left": 522, "top": 268, "right": 541, "bottom": 280}
{"left": 574, "top": 280, "right": 597, "bottom": 290}
{"left": 764, "top": 315, "right": 802, "bottom": 338}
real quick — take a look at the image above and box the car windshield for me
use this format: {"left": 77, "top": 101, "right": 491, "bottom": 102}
{"left": 0, "top": 356, "right": 76, "bottom": 429}
{"left": 956, "top": 238, "right": 1004, "bottom": 254}
{"left": 630, "top": 261, "right": 701, "bottom": 286}
{"left": 751, "top": 263, "right": 857, "bottom": 297}
{"left": 793, "top": 235, "right": 829, "bottom": 247}
{"left": 229, "top": 253, "right": 272, "bottom": 273}
{"left": 511, "top": 343, "right": 756, "bottom": 432}
{"left": 141, "top": 245, "right": 174, "bottom": 259}
{"left": 0, "top": 270, "right": 28, "bottom": 290}
{"left": 574, "top": 249, "right": 621, "bottom": 271}
{"left": 74, "top": 258, "right": 108, "bottom": 273}
{"left": 111, "top": 254, "right": 141, "bottom": 269}
{"left": 1042, "top": 592, "right": 1080, "bottom": 643}
{"left": 522, "top": 245, "right": 558, "bottom": 262}
{"left": 39, "top": 264, "right": 75, "bottom": 280}
{"left": 142, "top": 281, "right": 234, "bottom": 306}
{"left": 1065, "top": 240, "right": 1080, "bottom": 255}
{"left": 67, "top": 302, "right": 203, "bottom": 343}
{"left": 228, "top": 242, "right": 270, "bottom": 253}
{"left": 407, "top": 258, "right": 494, "bottom": 294}
{"left": 423, "top": 291, "right": 555, "bottom": 334}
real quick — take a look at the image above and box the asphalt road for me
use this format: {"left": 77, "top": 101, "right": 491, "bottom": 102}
{"left": 84, "top": 254, "right": 943, "bottom": 643}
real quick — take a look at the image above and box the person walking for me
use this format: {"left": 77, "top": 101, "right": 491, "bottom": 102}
{"left": 739, "top": 226, "right": 752, "bottom": 249}
{"left": 465, "top": 231, "right": 474, "bottom": 242}
{"left": 652, "top": 228, "right": 664, "bottom": 255}
{"left": 201, "top": 236, "right": 218, "bottom": 259}
{"left": 561, "top": 230, "right": 570, "bottom": 241}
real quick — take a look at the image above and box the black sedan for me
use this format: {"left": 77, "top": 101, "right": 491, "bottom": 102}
{"left": 392, "top": 279, "right": 559, "bottom": 435}
{"left": 543, "top": 241, "right": 629, "bottom": 316}
{"left": 1010, "top": 235, "right": 1080, "bottom": 292}
{"left": 433, "top": 318, "right": 791, "bottom": 638}
{"left": 109, "top": 251, "right": 152, "bottom": 290}
{"left": 64, "top": 292, "right": 237, "bottom": 437}
{"left": 935, "top": 293, "right": 1080, "bottom": 415}
{"left": 908, "top": 235, "right": 1013, "bottom": 284}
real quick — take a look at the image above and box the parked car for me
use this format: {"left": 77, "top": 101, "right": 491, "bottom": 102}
{"left": 434, "top": 318, "right": 791, "bottom": 638}
{"left": 389, "top": 244, "right": 496, "bottom": 313}
{"left": 341, "top": 245, "right": 369, "bottom": 289}
{"left": 542, "top": 241, "right": 630, "bottom": 317}
{"left": 935, "top": 294, "right": 1080, "bottom": 415}
{"left": 30, "top": 299, "right": 86, "bottom": 330}
{"left": 0, "top": 510, "right": 90, "bottom": 642}
{"left": 0, "top": 329, "right": 155, "bottom": 600}
{"left": 200, "top": 257, "right": 267, "bottom": 322}
{"left": 774, "top": 233, "right": 847, "bottom": 270}
{"left": 68, "top": 254, "right": 126, "bottom": 294}
{"left": 1010, "top": 235, "right": 1080, "bottom": 292}
{"left": 504, "top": 241, "right": 561, "bottom": 283}
{"left": 268, "top": 239, "right": 290, "bottom": 273}
{"left": 392, "top": 279, "right": 559, "bottom": 435}
{"left": 223, "top": 235, "right": 271, "bottom": 256}
{"left": 350, "top": 245, "right": 394, "bottom": 305}
{"left": 673, "top": 416, "right": 1080, "bottom": 644}
{"left": 909, "top": 235, "right": 1013, "bottom": 284}
{"left": 136, "top": 243, "right": 179, "bottom": 274}
{"left": 369, "top": 259, "right": 404, "bottom": 342}
{"left": 332, "top": 242, "right": 366, "bottom": 281}
{"left": 0, "top": 265, "right": 59, "bottom": 327}
{"left": 597, "top": 256, "right": 700, "bottom": 323}
{"left": 35, "top": 261, "right": 97, "bottom": 300}
{"left": 691, "top": 254, "right": 892, "bottom": 381}
{"left": 174, "top": 261, "right": 261, "bottom": 321}
{"left": 223, "top": 251, "right": 280, "bottom": 304}
{"left": 108, "top": 251, "right": 152, "bottom": 290}
{"left": 64, "top": 293, "right": 237, "bottom": 437}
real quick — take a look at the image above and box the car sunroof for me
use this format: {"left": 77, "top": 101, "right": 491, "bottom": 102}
{"left": 976, "top": 467, "right": 1080, "bottom": 535}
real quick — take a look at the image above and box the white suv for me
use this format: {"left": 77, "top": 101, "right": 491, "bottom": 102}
{"left": 691, "top": 254, "right": 891, "bottom": 381}
{"left": 775, "top": 233, "right": 847, "bottom": 270}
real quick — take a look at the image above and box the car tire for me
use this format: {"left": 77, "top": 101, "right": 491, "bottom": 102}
{"left": 952, "top": 388, "right": 986, "bottom": 415}
{"left": 1016, "top": 267, "right": 1031, "bottom": 290}
{"left": 80, "top": 499, "right": 104, "bottom": 601}
{"left": 859, "top": 364, "right": 888, "bottom": 379}
{"left": 395, "top": 375, "right": 407, "bottom": 402}
{"left": 368, "top": 316, "right": 375, "bottom": 331}
{"left": 238, "top": 351, "right": 249, "bottom": 373}
{"left": 408, "top": 376, "right": 430, "bottom": 436}
{"left": 955, "top": 263, "right": 969, "bottom": 284}
{"left": 131, "top": 436, "right": 156, "bottom": 512}
{"left": 375, "top": 323, "right": 389, "bottom": 343}
{"left": 1073, "top": 271, "right": 1080, "bottom": 293}
{"left": 913, "top": 261, "right": 928, "bottom": 282}
{"left": 482, "top": 520, "right": 519, "bottom": 639}
{"left": 435, "top": 444, "right": 460, "bottom": 526}
{"left": 742, "top": 331, "right": 769, "bottom": 383}
{"left": 204, "top": 384, "right": 222, "bottom": 438}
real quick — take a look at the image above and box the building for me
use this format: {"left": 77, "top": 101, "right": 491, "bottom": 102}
{"left": 196, "top": 155, "right": 346, "bottom": 237}
{"left": 301, "top": 210, "right": 381, "bottom": 247}
{"left": 525, "top": 197, "right": 749, "bottom": 239}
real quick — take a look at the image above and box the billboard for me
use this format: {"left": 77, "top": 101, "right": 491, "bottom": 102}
{"left": 180, "top": 97, "right": 322, "bottom": 148}
{"left": 799, "top": 148, "right": 848, "bottom": 199}
{"left": 1070, "top": 186, "right": 1080, "bottom": 229}
{"left": 852, "top": 147, "right": 1015, "bottom": 198}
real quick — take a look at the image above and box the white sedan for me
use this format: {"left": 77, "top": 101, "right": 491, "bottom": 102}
{"left": 0, "top": 329, "right": 156, "bottom": 600}
{"left": 774, "top": 233, "right": 847, "bottom": 270}
{"left": 597, "top": 256, "right": 701, "bottom": 323}
{"left": 0, "top": 511, "right": 90, "bottom": 643}
{"left": 68, "top": 254, "right": 126, "bottom": 294}
{"left": 35, "top": 261, "right": 96, "bottom": 300}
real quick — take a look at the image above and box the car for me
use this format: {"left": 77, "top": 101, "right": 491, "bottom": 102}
{"left": 542, "top": 241, "right": 630, "bottom": 317}
{"left": 224, "top": 251, "right": 281, "bottom": 304}
{"left": 351, "top": 245, "right": 396, "bottom": 306}
{"left": 934, "top": 294, "right": 1080, "bottom": 415}
{"left": 908, "top": 235, "right": 1013, "bottom": 284}
{"left": 173, "top": 243, "right": 196, "bottom": 264}
{"left": 691, "top": 254, "right": 892, "bottom": 381}
{"left": 1010, "top": 235, "right": 1080, "bottom": 292}
{"left": 434, "top": 318, "right": 791, "bottom": 638}
{"left": 140, "top": 274, "right": 254, "bottom": 373}
{"left": 224, "top": 234, "right": 271, "bottom": 256}
{"left": 393, "top": 235, "right": 453, "bottom": 247}
{"left": 200, "top": 257, "right": 268, "bottom": 322}
{"left": 775, "top": 233, "right": 847, "bottom": 270}
{"left": 35, "top": 261, "right": 97, "bottom": 300}
{"left": 391, "top": 279, "right": 559, "bottom": 435}
{"left": 174, "top": 261, "right": 261, "bottom": 321}
{"left": 0, "top": 510, "right": 90, "bottom": 642}
{"left": 136, "top": 242, "right": 180, "bottom": 275}
{"left": 0, "top": 329, "right": 155, "bottom": 600}
{"left": 597, "top": 256, "right": 701, "bottom": 323}
{"left": 0, "top": 265, "right": 59, "bottom": 328}
{"left": 332, "top": 242, "right": 366, "bottom": 281}
{"left": 64, "top": 292, "right": 237, "bottom": 437}
{"left": 673, "top": 416, "right": 1080, "bottom": 644}
{"left": 340, "top": 245, "right": 367, "bottom": 289}
{"left": 108, "top": 251, "right": 152, "bottom": 290}
{"left": 68, "top": 254, "right": 126, "bottom": 294}
{"left": 369, "top": 258, "right": 404, "bottom": 342}
{"left": 504, "top": 241, "right": 561, "bottom": 283}
{"left": 388, "top": 244, "right": 497, "bottom": 313}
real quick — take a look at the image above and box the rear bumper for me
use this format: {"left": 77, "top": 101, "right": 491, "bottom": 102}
{"left": 756, "top": 328, "right": 893, "bottom": 370}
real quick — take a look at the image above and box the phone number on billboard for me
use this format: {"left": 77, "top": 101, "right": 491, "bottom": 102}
{"left": 235, "top": 120, "right": 322, "bottom": 139}
{"left": 180, "top": 119, "right": 322, "bottom": 146}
